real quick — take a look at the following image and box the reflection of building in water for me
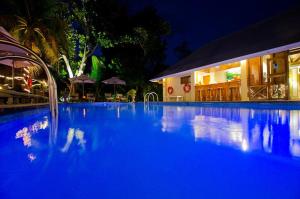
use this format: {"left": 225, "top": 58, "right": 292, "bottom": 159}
{"left": 289, "top": 111, "right": 300, "bottom": 157}
{"left": 15, "top": 116, "right": 49, "bottom": 147}
{"left": 106, "top": 103, "right": 136, "bottom": 118}
{"left": 161, "top": 105, "right": 300, "bottom": 158}
{"left": 28, "top": 153, "right": 36, "bottom": 162}
{"left": 61, "top": 128, "right": 86, "bottom": 153}
{"left": 15, "top": 116, "right": 49, "bottom": 161}
{"left": 192, "top": 111, "right": 249, "bottom": 152}
{"left": 161, "top": 106, "right": 197, "bottom": 132}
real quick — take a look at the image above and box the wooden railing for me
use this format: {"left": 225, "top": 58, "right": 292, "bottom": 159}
{"left": 249, "top": 85, "right": 268, "bottom": 100}
{"left": 249, "top": 83, "right": 287, "bottom": 100}
{"left": 195, "top": 80, "right": 241, "bottom": 101}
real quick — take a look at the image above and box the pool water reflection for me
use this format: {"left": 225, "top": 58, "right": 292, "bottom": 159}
{"left": 1, "top": 103, "right": 300, "bottom": 199}
{"left": 162, "top": 106, "right": 300, "bottom": 158}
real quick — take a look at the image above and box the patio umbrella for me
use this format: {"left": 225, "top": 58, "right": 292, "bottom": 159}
{"left": 102, "top": 76, "right": 126, "bottom": 95}
{"left": 69, "top": 74, "right": 96, "bottom": 97}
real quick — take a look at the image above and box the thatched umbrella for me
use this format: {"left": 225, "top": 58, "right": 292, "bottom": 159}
{"left": 102, "top": 76, "right": 126, "bottom": 95}
{"left": 69, "top": 74, "right": 96, "bottom": 97}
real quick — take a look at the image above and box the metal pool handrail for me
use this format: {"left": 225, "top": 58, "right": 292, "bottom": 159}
{"left": 0, "top": 39, "right": 58, "bottom": 118}
{"left": 144, "top": 92, "right": 159, "bottom": 102}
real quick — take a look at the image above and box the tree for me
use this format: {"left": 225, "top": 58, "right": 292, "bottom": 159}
{"left": 0, "top": 0, "right": 68, "bottom": 65}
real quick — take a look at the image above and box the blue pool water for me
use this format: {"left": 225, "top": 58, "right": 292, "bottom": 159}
{"left": 1, "top": 102, "right": 300, "bottom": 199}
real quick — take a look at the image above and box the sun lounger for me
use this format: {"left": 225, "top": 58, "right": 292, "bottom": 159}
{"left": 86, "top": 93, "right": 95, "bottom": 102}
{"left": 70, "top": 93, "right": 79, "bottom": 102}
{"left": 105, "top": 93, "right": 113, "bottom": 102}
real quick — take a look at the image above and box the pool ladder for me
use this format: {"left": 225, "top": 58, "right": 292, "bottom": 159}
{"left": 144, "top": 92, "right": 159, "bottom": 114}
{"left": 144, "top": 92, "right": 159, "bottom": 103}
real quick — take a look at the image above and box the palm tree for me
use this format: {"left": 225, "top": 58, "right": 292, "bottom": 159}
{"left": 0, "top": 0, "right": 69, "bottom": 65}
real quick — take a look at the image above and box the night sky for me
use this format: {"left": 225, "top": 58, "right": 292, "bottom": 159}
{"left": 126, "top": 0, "right": 300, "bottom": 65}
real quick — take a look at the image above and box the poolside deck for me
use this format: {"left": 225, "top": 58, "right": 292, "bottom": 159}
{"left": 0, "top": 103, "right": 49, "bottom": 115}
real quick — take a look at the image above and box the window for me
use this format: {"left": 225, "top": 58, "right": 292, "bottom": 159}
{"left": 180, "top": 76, "right": 191, "bottom": 84}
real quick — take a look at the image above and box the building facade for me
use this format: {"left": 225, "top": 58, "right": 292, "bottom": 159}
{"left": 151, "top": 9, "right": 300, "bottom": 102}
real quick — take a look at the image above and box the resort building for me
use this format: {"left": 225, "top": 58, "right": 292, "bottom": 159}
{"left": 151, "top": 9, "right": 300, "bottom": 102}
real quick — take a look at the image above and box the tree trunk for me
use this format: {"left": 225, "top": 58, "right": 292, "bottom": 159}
{"left": 77, "top": 44, "right": 88, "bottom": 76}
{"left": 62, "top": 54, "right": 74, "bottom": 78}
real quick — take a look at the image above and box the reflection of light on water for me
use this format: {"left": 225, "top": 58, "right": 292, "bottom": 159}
{"left": 61, "top": 128, "right": 86, "bottom": 153}
{"left": 242, "top": 139, "right": 249, "bottom": 151}
{"left": 15, "top": 117, "right": 49, "bottom": 147}
{"left": 75, "top": 129, "right": 86, "bottom": 148}
{"left": 117, "top": 106, "right": 120, "bottom": 118}
{"left": 158, "top": 106, "right": 300, "bottom": 158}
{"left": 16, "top": 127, "right": 32, "bottom": 147}
{"left": 28, "top": 153, "right": 36, "bottom": 162}
{"left": 161, "top": 107, "right": 196, "bottom": 133}
{"left": 192, "top": 115, "right": 249, "bottom": 152}
{"left": 263, "top": 126, "right": 272, "bottom": 153}
{"left": 161, "top": 109, "right": 181, "bottom": 133}
{"left": 279, "top": 110, "right": 287, "bottom": 125}
{"left": 83, "top": 108, "right": 87, "bottom": 118}
{"left": 61, "top": 128, "right": 75, "bottom": 152}
{"left": 289, "top": 111, "right": 300, "bottom": 157}
{"left": 161, "top": 115, "right": 180, "bottom": 133}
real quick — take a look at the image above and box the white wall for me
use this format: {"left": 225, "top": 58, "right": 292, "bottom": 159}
{"left": 214, "top": 71, "right": 227, "bottom": 83}
{"left": 164, "top": 74, "right": 195, "bottom": 101}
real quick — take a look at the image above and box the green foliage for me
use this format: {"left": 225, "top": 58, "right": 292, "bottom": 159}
{"left": 96, "top": 32, "right": 138, "bottom": 49}
{"left": 127, "top": 89, "right": 137, "bottom": 96}
{"left": 59, "top": 68, "right": 68, "bottom": 78}
{"left": 90, "top": 55, "right": 104, "bottom": 81}
{"left": 0, "top": 0, "right": 69, "bottom": 64}
{"left": 1, "top": 0, "right": 171, "bottom": 100}
{"left": 127, "top": 89, "right": 137, "bottom": 102}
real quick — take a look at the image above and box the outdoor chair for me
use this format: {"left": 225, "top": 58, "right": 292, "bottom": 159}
{"left": 115, "top": 94, "right": 122, "bottom": 102}
{"left": 70, "top": 93, "right": 79, "bottom": 102}
{"left": 105, "top": 93, "right": 113, "bottom": 102}
{"left": 86, "top": 93, "right": 96, "bottom": 102}
{"left": 120, "top": 95, "right": 128, "bottom": 102}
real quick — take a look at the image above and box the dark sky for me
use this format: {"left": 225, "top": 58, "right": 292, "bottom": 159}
{"left": 126, "top": 0, "right": 300, "bottom": 65}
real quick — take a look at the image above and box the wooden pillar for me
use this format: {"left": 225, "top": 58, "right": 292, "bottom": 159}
{"left": 285, "top": 51, "right": 290, "bottom": 100}
{"left": 240, "top": 60, "right": 249, "bottom": 101}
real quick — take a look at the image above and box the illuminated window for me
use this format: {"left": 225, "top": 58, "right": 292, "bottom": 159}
{"left": 180, "top": 76, "right": 191, "bottom": 84}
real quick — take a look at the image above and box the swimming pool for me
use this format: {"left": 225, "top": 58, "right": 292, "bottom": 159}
{"left": 1, "top": 102, "right": 300, "bottom": 199}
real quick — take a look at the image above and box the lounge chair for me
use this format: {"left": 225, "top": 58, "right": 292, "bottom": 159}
{"left": 70, "top": 93, "right": 79, "bottom": 102}
{"left": 120, "top": 94, "right": 128, "bottom": 102}
{"left": 115, "top": 94, "right": 122, "bottom": 102}
{"left": 105, "top": 93, "right": 113, "bottom": 102}
{"left": 86, "top": 93, "right": 95, "bottom": 102}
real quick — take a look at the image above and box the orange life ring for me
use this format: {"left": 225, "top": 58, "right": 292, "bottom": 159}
{"left": 27, "top": 78, "right": 32, "bottom": 88}
{"left": 167, "top": 86, "right": 174, "bottom": 95}
{"left": 183, "top": 83, "right": 191, "bottom": 93}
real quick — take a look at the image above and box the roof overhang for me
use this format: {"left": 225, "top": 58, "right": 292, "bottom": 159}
{"left": 150, "top": 41, "right": 300, "bottom": 82}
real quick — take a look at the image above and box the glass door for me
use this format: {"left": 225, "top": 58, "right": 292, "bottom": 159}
{"left": 267, "top": 53, "right": 288, "bottom": 100}
{"left": 289, "top": 51, "right": 300, "bottom": 99}
{"left": 289, "top": 67, "right": 299, "bottom": 99}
